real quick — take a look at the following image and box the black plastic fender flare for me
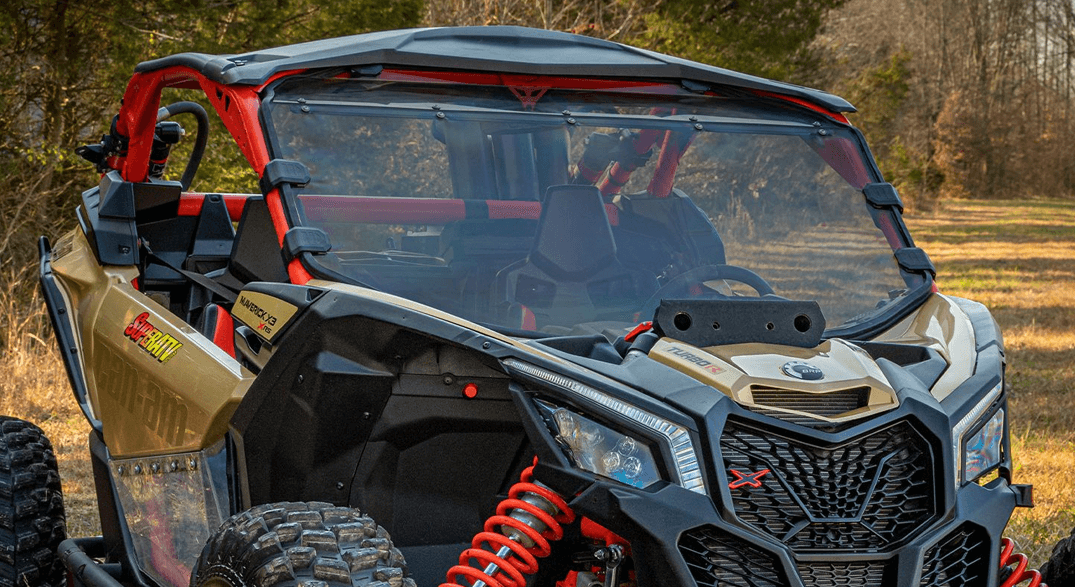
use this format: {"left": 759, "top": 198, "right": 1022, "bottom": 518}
{"left": 38, "top": 236, "right": 102, "bottom": 432}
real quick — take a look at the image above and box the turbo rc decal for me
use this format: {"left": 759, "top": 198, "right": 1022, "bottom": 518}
{"left": 124, "top": 312, "right": 183, "bottom": 363}
{"left": 665, "top": 345, "right": 725, "bottom": 375}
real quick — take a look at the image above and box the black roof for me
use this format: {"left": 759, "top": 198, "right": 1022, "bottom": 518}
{"left": 135, "top": 26, "right": 854, "bottom": 113}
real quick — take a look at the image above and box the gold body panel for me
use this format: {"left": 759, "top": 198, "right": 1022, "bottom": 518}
{"left": 649, "top": 338, "right": 898, "bottom": 423}
{"left": 49, "top": 228, "right": 254, "bottom": 458}
{"left": 648, "top": 293, "right": 979, "bottom": 422}
{"left": 873, "top": 293, "right": 977, "bottom": 400}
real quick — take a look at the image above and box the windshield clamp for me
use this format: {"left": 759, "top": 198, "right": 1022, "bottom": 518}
{"left": 863, "top": 182, "right": 904, "bottom": 213}
{"left": 259, "top": 159, "right": 310, "bottom": 194}
{"left": 894, "top": 247, "right": 935, "bottom": 277}
{"left": 283, "top": 227, "right": 331, "bottom": 263}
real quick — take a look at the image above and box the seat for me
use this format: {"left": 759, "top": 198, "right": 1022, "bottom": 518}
{"left": 496, "top": 185, "right": 657, "bottom": 329}
{"left": 197, "top": 303, "right": 236, "bottom": 358}
{"left": 193, "top": 197, "right": 288, "bottom": 355}
{"left": 213, "top": 196, "right": 290, "bottom": 291}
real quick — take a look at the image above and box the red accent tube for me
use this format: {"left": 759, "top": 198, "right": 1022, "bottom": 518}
{"left": 597, "top": 128, "right": 662, "bottom": 196}
{"left": 646, "top": 131, "right": 694, "bottom": 198}
{"left": 296, "top": 196, "right": 619, "bottom": 226}
{"left": 178, "top": 193, "right": 255, "bottom": 221}
{"left": 580, "top": 518, "right": 628, "bottom": 548}
{"left": 751, "top": 90, "right": 851, "bottom": 124}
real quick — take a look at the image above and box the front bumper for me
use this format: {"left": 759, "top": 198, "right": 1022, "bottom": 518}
{"left": 676, "top": 480, "right": 1016, "bottom": 587}
{"left": 60, "top": 537, "right": 129, "bottom": 587}
{"left": 521, "top": 382, "right": 1020, "bottom": 587}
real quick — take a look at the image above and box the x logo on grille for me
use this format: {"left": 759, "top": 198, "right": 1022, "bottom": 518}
{"left": 728, "top": 468, "right": 771, "bottom": 489}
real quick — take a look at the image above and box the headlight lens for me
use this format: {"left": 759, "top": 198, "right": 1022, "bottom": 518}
{"left": 504, "top": 358, "right": 705, "bottom": 495}
{"left": 951, "top": 382, "right": 1003, "bottom": 488}
{"left": 963, "top": 407, "right": 1004, "bottom": 483}
{"left": 536, "top": 401, "right": 662, "bottom": 489}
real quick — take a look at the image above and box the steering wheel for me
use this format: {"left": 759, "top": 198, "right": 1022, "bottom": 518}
{"left": 639, "top": 264, "right": 775, "bottom": 318}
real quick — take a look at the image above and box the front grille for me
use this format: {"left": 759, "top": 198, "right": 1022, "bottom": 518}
{"left": 920, "top": 524, "right": 991, "bottom": 586}
{"left": 797, "top": 561, "right": 886, "bottom": 587}
{"left": 677, "top": 524, "right": 989, "bottom": 587}
{"left": 750, "top": 386, "right": 871, "bottom": 419}
{"left": 679, "top": 526, "right": 788, "bottom": 587}
{"left": 721, "top": 419, "right": 936, "bottom": 551}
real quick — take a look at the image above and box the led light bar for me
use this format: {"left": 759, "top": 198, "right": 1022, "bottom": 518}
{"left": 504, "top": 358, "right": 706, "bottom": 495}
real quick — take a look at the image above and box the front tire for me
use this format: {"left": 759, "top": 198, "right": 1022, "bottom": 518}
{"left": 0, "top": 416, "right": 67, "bottom": 587}
{"left": 191, "top": 501, "right": 415, "bottom": 587}
{"left": 1042, "top": 527, "right": 1075, "bottom": 587}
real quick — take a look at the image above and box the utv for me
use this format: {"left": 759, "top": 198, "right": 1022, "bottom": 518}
{"left": 10, "top": 24, "right": 1054, "bottom": 587}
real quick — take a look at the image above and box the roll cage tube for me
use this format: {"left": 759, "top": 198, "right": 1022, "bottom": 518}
{"left": 112, "top": 65, "right": 316, "bottom": 282}
{"left": 116, "top": 66, "right": 912, "bottom": 289}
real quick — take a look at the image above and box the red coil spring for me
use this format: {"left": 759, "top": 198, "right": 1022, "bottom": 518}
{"left": 441, "top": 461, "right": 576, "bottom": 587}
{"left": 999, "top": 537, "right": 1047, "bottom": 587}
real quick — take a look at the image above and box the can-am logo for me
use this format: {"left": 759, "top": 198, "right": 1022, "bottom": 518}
{"left": 782, "top": 360, "right": 823, "bottom": 381}
{"left": 124, "top": 312, "right": 183, "bottom": 363}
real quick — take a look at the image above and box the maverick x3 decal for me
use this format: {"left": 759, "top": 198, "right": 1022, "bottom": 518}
{"left": 231, "top": 290, "right": 300, "bottom": 342}
{"left": 124, "top": 312, "right": 183, "bottom": 363}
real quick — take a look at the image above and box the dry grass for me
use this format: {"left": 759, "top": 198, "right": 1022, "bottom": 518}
{"left": 906, "top": 198, "right": 1075, "bottom": 567}
{"left": 1, "top": 198, "right": 1072, "bottom": 568}
{"left": 0, "top": 271, "right": 100, "bottom": 538}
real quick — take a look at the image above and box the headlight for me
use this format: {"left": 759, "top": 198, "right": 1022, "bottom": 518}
{"left": 951, "top": 382, "right": 1004, "bottom": 488}
{"left": 504, "top": 358, "right": 705, "bottom": 495}
{"left": 963, "top": 407, "right": 1004, "bottom": 483}
{"left": 536, "top": 400, "right": 662, "bottom": 489}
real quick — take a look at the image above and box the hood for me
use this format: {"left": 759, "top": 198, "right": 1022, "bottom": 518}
{"left": 648, "top": 337, "right": 898, "bottom": 425}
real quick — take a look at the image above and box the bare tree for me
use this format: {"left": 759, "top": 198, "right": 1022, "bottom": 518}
{"left": 816, "top": 0, "right": 1075, "bottom": 203}
{"left": 424, "top": 0, "right": 646, "bottom": 40}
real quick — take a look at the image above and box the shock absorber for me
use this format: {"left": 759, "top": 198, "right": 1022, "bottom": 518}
{"left": 442, "top": 460, "right": 576, "bottom": 587}
{"left": 999, "top": 537, "right": 1047, "bottom": 587}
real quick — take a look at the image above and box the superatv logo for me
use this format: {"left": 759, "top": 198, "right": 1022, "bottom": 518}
{"left": 666, "top": 346, "right": 724, "bottom": 375}
{"left": 237, "top": 295, "right": 278, "bottom": 336}
{"left": 124, "top": 312, "right": 183, "bottom": 363}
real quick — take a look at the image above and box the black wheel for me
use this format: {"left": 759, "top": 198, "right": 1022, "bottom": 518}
{"left": 0, "top": 416, "right": 67, "bottom": 587}
{"left": 191, "top": 501, "right": 416, "bottom": 587}
{"left": 1042, "top": 526, "right": 1075, "bottom": 587}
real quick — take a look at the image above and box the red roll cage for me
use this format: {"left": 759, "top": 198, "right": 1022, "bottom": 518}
{"left": 111, "top": 65, "right": 862, "bottom": 286}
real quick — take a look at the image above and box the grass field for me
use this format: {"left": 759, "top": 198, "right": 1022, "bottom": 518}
{"left": 0, "top": 198, "right": 1072, "bottom": 570}
{"left": 904, "top": 198, "right": 1075, "bottom": 567}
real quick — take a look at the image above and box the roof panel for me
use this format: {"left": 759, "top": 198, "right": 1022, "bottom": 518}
{"left": 134, "top": 26, "right": 854, "bottom": 113}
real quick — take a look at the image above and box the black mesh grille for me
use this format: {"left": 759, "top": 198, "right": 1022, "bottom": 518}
{"left": 797, "top": 561, "right": 886, "bottom": 587}
{"left": 721, "top": 419, "right": 936, "bottom": 551}
{"left": 920, "top": 524, "right": 991, "bottom": 587}
{"left": 679, "top": 526, "right": 789, "bottom": 587}
{"left": 750, "top": 386, "right": 871, "bottom": 418}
